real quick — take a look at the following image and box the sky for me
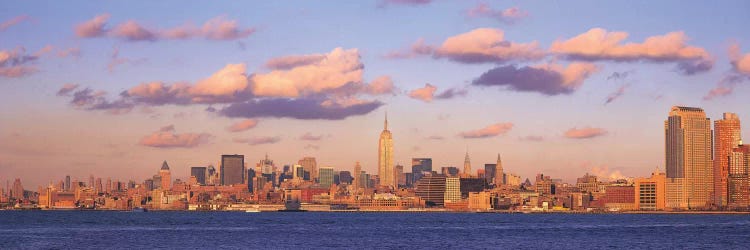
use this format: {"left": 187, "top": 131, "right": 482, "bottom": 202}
{"left": 1, "top": 0, "right": 750, "bottom": 188}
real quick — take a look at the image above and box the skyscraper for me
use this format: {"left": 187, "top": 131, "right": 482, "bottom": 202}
{"left": 714, "top": 113, "right": 741, "bottom": 207}
{"left": 463, "top": 151, "right": 472, "bottom": 177}
{"left": 319, "top": 167, "right": 334, "bottom": 188}
{"left": 665, "top": 106, "right": 713, "bottom": 209}
{"left": 378, "top": 113, "right": 394, "bottom": 187}
{"left": 191, "top": 167, "right": 207, "bottom": 185}
{"left": 353, "top": 162, "right": 362, "bottom": 192}
{"left": 159, "top": 161, "right": 171, "bottom": 190}
{"left": 298, "top": 157, "right": 317, "bottom": 181}
{"left": 221, "top": 155, "right": 245, "bottom": 185}
{"left": 394, "top": 164, "right": 404, "bottom": 187}
{"left": 411, "top": 158, "right": 432, "bottom": 183}
{"left": 495, "top": 154, "right": 504, "bottom": 186}
{"left": 11, "top": 178, "right": 23, "bottom": 200}
{"left": 64, "top": 175, "right": 71, "bottom": 191}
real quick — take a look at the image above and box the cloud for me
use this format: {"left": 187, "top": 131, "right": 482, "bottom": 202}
{"left": 729, "top": 42, "right": 750, "bottom": 76}
{"left": 265, "top": 53, "right": 326, "bottom": 70}
{"left": 586, "top": 163, "right": 625, "bottom": 181}
{"left": 408, "top": 83, "right": 437, "bottom": 102}
{"left": 233, "top": 136, "right": 281, "bottom": 145}
{"left": 107, "top": 46, "right": 147, "bottom": 72}
{"left": 384, "top": 38, "right": 434, "bottom": 59}
{"left": 459, "top": 123, "right": 514, "bottom": 139}
{"left": 703, "top": 74, "right": 747, "bottom": 101}
{"left": 251, "top": 48, "right": 364, "bottom": 98}
{"left": 69, "top": 88, "right": 134, "bottom": 114}
{"left": 365, "top": 75, "right": 397, "bottom": 95}
{"left": 56, "top": 83, "right": 79, "bottom": 96}
{"left": 606, "top": 70, "right": 633, "bottom": 81}
{"left": 604, "top": 85, "right": 628, "bottom": 105}
{"left": 519, "top": 135, "right": 544, "bottom": 142}
{"left": 139, "top": 125, "right": 212, "bottom": 148}
{"left": 227, "top": 119, "right": 258, "bottom": 132}
{"left": 472, "top": 62, "right": 599, "bottom": 95}
{"left": 550, "top": 28, "right": 713, "bottom": 74}
{"left": 1, "top": 15, "right": 30, "bottom": 32}
{"left": 110, "top": 20, "right": 158, "bottom": 41}
{"left": 221, "top": 97, "right": 383, "bottom": 120}
{"left": 0, "top": 47, "right": 42, "bottom": 78}
{"left": 467, "top": 4, "right": 528, "bottom": 24}
{"left": 75, "top": 14, "right": 110, "bottom": 38}
{"left": 435, "top": 87, "right": 468, "bottom": 99}
{"left": 75, "top": 14, "right": 254, "bottom": 41}
{"left": 564, "top": 127, "right": 608, "bottom": 139}
{"left": 434, "top": 28, "right": 545, "bottom": 64}
{"left": 299, "top": 132, "right": 323, "bottom": 141}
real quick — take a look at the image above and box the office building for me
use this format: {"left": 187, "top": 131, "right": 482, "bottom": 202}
{"left": 635, "top": 169, "right": 666, "bottom": 210}
{"left": 665, "top": 106, "right": 713, "bottom": 209}
{"left": 412, "top": 158, "right": 432, "bottom": 183}
{"left": 728, "top": 142, "right": 750, "bottom": 208}
{"left": 414, "top": 174, "right": 446, "bottom": 207}
{"left": 221, "top": 155, "right": 245, "bottom": 185}
{"left": 190, "top": 167, "right": 207, "bottom": 185}
{"left": 714, "top": 113, "right": 741, "bottom": 207}
{"left": 463, "top": 151, "right": 472, "bottom": 177}
{"left": 319, "top": 167, "right": 334, "bottom": 188}
{"left": 444, "top": 177, "right": 461, "bottom": 204}
{"left": 159, "top": 161, "right": 171, "bottom": 190}
{"left": 495, "top": 154, "right": 504, "bottom": 186}
{"left": 378, "top": 113, "right": 395, "bottom": 187}
{"left": 298, "top": 157, "right": 317, "bottom": 181}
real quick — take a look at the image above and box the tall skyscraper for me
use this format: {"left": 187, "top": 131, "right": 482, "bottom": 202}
{"left": 88, "top": 175, "right": 94, "bottom": 189}
{"left": 714, "top": 113, "right": 742, "bottom": 207}
{"left": 463, "top": 151, "right": 472, "bottom": 177}
{"left": 484, "top": 164, "right": 496, "bottom": 185}
{"left": 378, "top": 113, "right": 394, "bottom": 187}
{"left": 11, "top": 178, "right": 23, "bottom": 200}
{"left": 394, "top": 164, "right": 404, "bottom": 188}
{"left": 221, "top": 155, "right": 245, "bottom": 185}
{"left": 64, "top": 175, "right": 71, "bottom": 191}
{"left": 411, "top": 158, "right": 432, "bottom": 183}
{"left": 159, "top": 161, "right": 171, "bottom": 190}
{"left": 191, "top": 167, "right": 207, "bottom": 185}
{"left": 495, "top": 154, "right": 504, "bottom": 186}
{"left": 353, "top": 162, "right": 362, "bottom": 192}
{"left": 298, "top": 157, "right": 317, "bottom": 181}
{"left": 665, "top": 106, "right": 713, "bottom": 209}
{"left": 319, "top": 167, "right": 334, "bottom": 188}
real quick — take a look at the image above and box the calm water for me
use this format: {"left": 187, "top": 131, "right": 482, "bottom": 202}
{"left": 1, "top": 211, "right": 749, "bottom": 249}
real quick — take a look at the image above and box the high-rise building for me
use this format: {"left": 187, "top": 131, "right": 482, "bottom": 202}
{"left": 319, "top": 167, "right": 334, "bottom": 188}
{"left": 411, "top": 158, "right": 432, "bottom": 183}
{"left": 64, "top": 175, "right": 71, "bottom": 191}
{"left": 95, "top": 178, "right": 102, "bottom": 194}
{"left": 293, "top": 164, "right": 305, "bottom": 180}
{"left": 11, "top": 178, "right": 23, "bottom": 200}
{"left": 339, "top": 171, "right": 353, "bottom": 185}
{"left": 665, "top": 106, "right": 713, "bottom": 209}
{"left": 353, "top": 162, "right": 362, "bottom": 192}
{"left": 714, "top": 113, "right": 741, "bottom": 207}
{"left": 441, "top": 167, "right": 459, "bottom": 177}
{"left": 495, "top": 154, "right": 504, "bottom": 186}
{"left": 414, "top": 174, "right": 446, "bottom": 207}
{"left": 88, "top": 175, "right": 94, "bottom": 189}
{"left": 634, "top": 169, "right": 667, "bottom": 210}
{"left": 221, "top": 155, "right": 245, "bottom": 185}
{"left": 247, "top": 169, "right": 256, "bottom": 192}
{"left": 207, "top": 165, "right": 218, "bottom": 185}
{"left": 463, "top": 151, "right": 472, "bottom": 177}
{"left": 159, "top": 161, "right": 171, "bottom": 190}
{"left": 444, "top": 177, "right": 461, "bottom": 204}
{"left": 378, "top": 113, "right": 395, "bottom": 187}
{"left": 394, "top": 164, "right": 404, "bottom": 187}
{"left": 728, "top": 142, "right": 750, "bottom": 208}
{"left": 191, "top": 167, "right": 207, "bottom": 185}
{"left": 484, "top": 164, "right": 496, "bottom": 185}
{"left": 298, "top": 157, "right": 317, "bottom": 181}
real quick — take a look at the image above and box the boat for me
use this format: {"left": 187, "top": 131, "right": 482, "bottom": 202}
{"left": 132, "top": 207, "right": 148, "bottom": 212}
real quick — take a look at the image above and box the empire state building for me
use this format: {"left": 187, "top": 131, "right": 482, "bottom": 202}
{"left": 378, "top": 113, "right": 394, "bottom": 188}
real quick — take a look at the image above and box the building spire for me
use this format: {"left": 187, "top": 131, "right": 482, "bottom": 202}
{"left": 384, "top": 111, "right": 388, "bottom": 130}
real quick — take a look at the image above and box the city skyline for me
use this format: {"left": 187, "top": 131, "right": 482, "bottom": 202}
{"left": 2, "top": 1, "right": 750, "bottom": 188}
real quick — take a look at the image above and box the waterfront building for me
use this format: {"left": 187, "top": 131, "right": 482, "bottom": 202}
{"left": 190, "top": 167, "right": 207, "bottom": 185}
{"left": 319, "top": 167, "right": 334, "bottom": 188}
{"left": 634, "top": 169, "right": 667, "bottom": 210}
{"left": 576, "top": 173, "right": 600, "bottom": 193}
{"left": 468, "top": 191, "right": 493, "bottom": 210}
{"left": 221, "top": 155, "right": 245, "bottom": 186}
{"left": 603, "top": 185, "right": 635, "bottom": 211}
{"left": 444, "top": 177, "right": 461, "bottom": 204}
{"left": 665, "top": 106, "right": 713, "bottom": 209}
{"left": 714, "top": 113, "right": 741, "bottom": 207}
{"left": 414, "top": 174, "right": 446, "bottom": 207}
{"left": 378, "top": 113, "right": 395, "bottom": 187}
{"left": 159, "top": 161, "right": 171, "bottom": 190}
{"left": 728, "top": 142, "right": 750, "bottom": 208}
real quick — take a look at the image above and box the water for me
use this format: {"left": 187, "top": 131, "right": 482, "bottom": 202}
{"left": 1, "top": 211, "right": 748, "bottom": 249}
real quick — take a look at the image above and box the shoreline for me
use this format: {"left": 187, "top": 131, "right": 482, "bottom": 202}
{"left": 3, "top": 209, "right": 750, "bottom": 214}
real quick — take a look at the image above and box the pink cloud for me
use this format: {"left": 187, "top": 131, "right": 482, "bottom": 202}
{"left": 110, "top": 20, "right": 158, "bottom": 41}
{"left": 188, "top": 63, "right": 250, "bottom": 102}
{"left": 409, "top": 83, "right": 438, "bottom": 102}
{"left": 227, "top": 119, "right": 258, "bottom": 132}
{"left": 459, "top": 123, "right": 514, "bottom": 139}
{"left": 467, "top": 4, "right": 528, "bottom": 24}
{"left": 435, "top": 28, "right": 545, "bottom": 64}
{"left": 604, "top": 85, "right": 628, "bottom": 105}
{"left": 0, "top": 47, "right": 40, "bottom": 78}
{"left": 703, "top": 74, "right": 746, "bottom": 101}
{"left": 56, "top": 83, "right": 79, "bottom": 96}
{"left": 139, "top": 125, "right": 212, "bottom": 148}
{"left": 550, "top": 28, "right": 713, "bottom": 74}
{"left": 729, "top": 42, "right": 750, "bottom": 76}
{"left": 75, "top": 14, "right": 110, "bottom": 38}
{"left": 265, "top": 54, "right": 326, "bottom": 70}
{"left": 564, "top": 127, "right": 608, "bottom": 139}
{"left": 384, "top": 38, "right": 434, "bottom": 59}
{"left": 200, "top": 16, "right": 256, "bottom": 40}
{"left": 365, "top": 75, "right": 397, "bottom": 95}
{"left": 233, "top": 136, "right": 281, "bottom": 145}
{"left": 0, "top": 15, "right": 30, "bottom": 32}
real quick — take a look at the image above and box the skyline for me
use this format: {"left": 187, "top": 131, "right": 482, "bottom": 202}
{"left": 2, "top": 1, "right": 750, "bottom": 188}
